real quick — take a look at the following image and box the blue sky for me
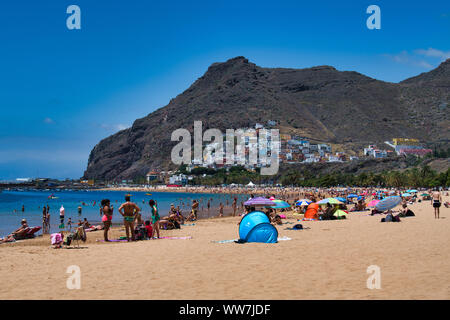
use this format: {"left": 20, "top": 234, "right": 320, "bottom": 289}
{"left": 0, "top": 0, "right": 449, "bottom": 179}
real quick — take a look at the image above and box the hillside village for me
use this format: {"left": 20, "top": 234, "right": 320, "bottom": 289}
{"left": 146, "top": 122, "right": 434, "bottom": 186}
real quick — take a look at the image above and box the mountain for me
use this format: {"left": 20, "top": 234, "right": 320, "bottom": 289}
{"left": 83, "top": 57, "right": 450, "bottom": 180}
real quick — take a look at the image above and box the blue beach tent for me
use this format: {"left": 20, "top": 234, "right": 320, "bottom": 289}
{"left": 238, "top": 211, "right": 278, "bottom": 243}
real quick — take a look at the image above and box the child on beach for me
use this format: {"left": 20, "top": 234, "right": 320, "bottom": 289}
{"left": 219, "top": 203, "right": 224, "bottom": 217}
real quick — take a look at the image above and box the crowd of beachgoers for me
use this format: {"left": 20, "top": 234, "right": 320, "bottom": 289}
{"left": 1, "top": 185, "right": 448, "bottom": 247}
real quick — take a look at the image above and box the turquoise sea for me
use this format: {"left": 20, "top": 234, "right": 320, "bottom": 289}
{"left": 0, "top": 190, "right": 249, "bottom": 237}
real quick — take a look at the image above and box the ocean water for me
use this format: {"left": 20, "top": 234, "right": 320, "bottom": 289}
{"left": 0, "top": 190, "right": 249, "bottom": 237}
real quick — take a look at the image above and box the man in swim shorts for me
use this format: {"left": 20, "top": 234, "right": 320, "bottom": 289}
{"left": 431, "top": 189, "right": 442, "bottom": 219}
{"left": 119, "top": 195, "right": 141, "bottom": 241}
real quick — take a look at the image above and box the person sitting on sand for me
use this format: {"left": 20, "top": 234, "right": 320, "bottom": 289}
{"left": 272, "top": 214, "right": 283, "bottom": 225}
{"left": 119, "top": 195, "right": 141, "bottom": 242}
{"left": 175, "top": 206, "right": 185, "bottom": 225}
{"left": 320, "top": 203, "right": 336, "bottom": 220}
{"left": 0, "top": 219, "right": 29, "bottom": 243}
{"left": 81, "top": 218, "right": 91, "bottom": 229}
{"left": 398, "top": 204, "right": 415, "bottom": 217}
{"left": 144, "top": 220, "right": 153, "bottom": 240}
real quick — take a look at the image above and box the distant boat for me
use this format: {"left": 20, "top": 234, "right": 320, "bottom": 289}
{"left": 48, "top": 193, "right": 58, "bottom": 199}
{"left": 146, "top": 193, "right": 152, "bottom": 195}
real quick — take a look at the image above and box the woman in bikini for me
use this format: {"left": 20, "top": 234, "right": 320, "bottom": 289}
{"left": 101, "top": 199, "right": 113, "bottom": 241}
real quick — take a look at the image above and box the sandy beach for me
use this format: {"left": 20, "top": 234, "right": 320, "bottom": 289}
{"left": 0, "top": 194, "right": 449, "bottom": 300}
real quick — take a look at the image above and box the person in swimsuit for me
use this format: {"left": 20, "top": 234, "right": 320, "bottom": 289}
{"left": 101, "top": 199, "right": 113, "bottom": 241}
{"left": 232, "top": 198, "right": 237, "bottom": 216}
{"left": 218, "top": 202, "right": 224, "bottom": 217}
{"left": 431, "top": 189, "right": 442, "bottom": 219}
{"left": 149, "top": 199, "right": 160, "bottom": 239}
{"left": 192, "top": 200, "right": 199, "bottom": 219}
{"left": 119, "top": 195, "right": 140, "bottom": 241}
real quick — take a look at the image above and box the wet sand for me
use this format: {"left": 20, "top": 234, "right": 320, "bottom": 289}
{"left": 0, "top": 195, "right": 449, "bottom": 300}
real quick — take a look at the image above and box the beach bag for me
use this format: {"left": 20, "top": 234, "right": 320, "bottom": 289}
{"left": 134, "top": 226, "right": 146, "bottom": 240}
{"left": 385, "top": 214, "right": 393, "bottom": 222}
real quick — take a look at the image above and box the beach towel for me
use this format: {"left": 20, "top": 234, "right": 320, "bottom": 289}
{"left": 96, "top": 236, "right": 192, "bottom": 242}
{"left": 50, "top": 233, "right": 64, "bottom": 245}
{"left": 212, "top": 236, "right": 291, "bottom": 244}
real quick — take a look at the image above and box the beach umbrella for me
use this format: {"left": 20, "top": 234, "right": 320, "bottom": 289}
{"left": 244, "top": 197, "right": 275, "bottom": 207}
{"left": 402, "top": 193, "right": 412, "bottom": 197}
{"left": 317, "top": 198, "right": 344, "bottom": 205}
{"left": 347, "top": 194, "right": 358, "bottom": 198}
{"left": 269, "top": 200, "right": 291, "bottom": 209}
{"left": 420, "top": 193, "right": 430, "bottom": 197}
{"left": 375, "top": 196, "right": 402, "bottom": 211}
{"left": 388, "top": 190, "right": 396, "bottom": 194}
{"left": 334, "top": 210, "right": 348, "bottom": 218}
{"left": 367, "top": 199, "right": 380, "bottom": 207}
{"left": 296, "top": 199, "right": 312, "bottom": 206}
{"left": 407, "top": 189, "right": 418, "bottom": 193}
{"left": 335, "top": 197, "right": 347, "bottom": 203}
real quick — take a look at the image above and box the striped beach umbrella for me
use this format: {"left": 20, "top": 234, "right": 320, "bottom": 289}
{"left": 375, "top": 196, "right": 402, "bottom": 211}
{"left": 268, "top": 200, "right": 291, "bottom": 209}
{"left": 296, "top": 199, "right": 312, "bottom": 206}
{"left": 335, "top": 197, "right": 347, "bottom": 203}
{"left": 407, "top": 189, "right": 418, "bottom": 193}
{"left": 244, "top": 197, "right": 275, "bottom": 206}
{"left": 317, "top": 198, "right": 344, "bottom": 205}
{"left": 334, "top": 210, "right": 348, "bottom": 218}
{"left": 367, "top": 199, "right": 380, "bottom": 207}
{"left": 402, "top": 193, "right": 412, "bottom": 197}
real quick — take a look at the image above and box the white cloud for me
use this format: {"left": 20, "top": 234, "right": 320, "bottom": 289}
{"left": 415, "top": 48, "right": 450, "bottom": 61}
{"left": 100, "top": 123, "right": 130, "bottom": 132}
{"left": 384, "top": 51, "right": 433, "bottom": 69}
{"left": 43, "top": 117, "right": 55, "bottom": 124}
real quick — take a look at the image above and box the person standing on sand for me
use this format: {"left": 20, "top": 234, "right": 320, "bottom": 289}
{"left": 118, "top": 195, "right": 140, "bottom": 241}
{"left": 192, "top": 200, "right": 199, "bottom": 220}
{"left": 219, "top": 203, "right": 224, "bottom": 217}
{"left": 149, "top": 199, "right": 160, "bottom": 239}
{"left": 431, "top": 188, "right": 442, "bottom": 219}
{"left": 232, "top": 198, "right": 237, "bottom": 216}
{"left": 101, "top": 199, "right": 113, "bottom": 241}
{"left": 59, "top": 205, "right": 65, "bottom": 225}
